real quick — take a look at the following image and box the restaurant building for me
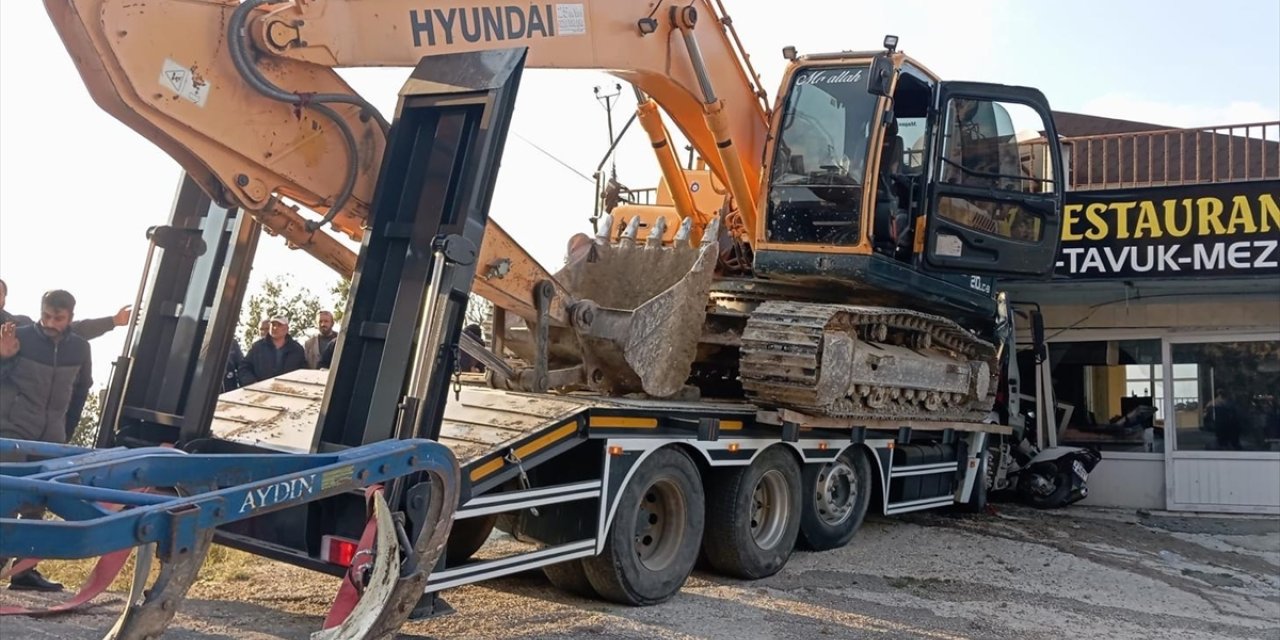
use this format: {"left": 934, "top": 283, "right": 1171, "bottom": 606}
{"left": 1006, "top": 114, "right": 1279, "bottom": 514}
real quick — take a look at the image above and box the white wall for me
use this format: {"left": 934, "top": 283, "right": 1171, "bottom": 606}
{"left": 1079, "top": 453, "right": 1166, "bottom": 510}
{"left": 1168, "top": 456, "right": 1280, "bottom": 515}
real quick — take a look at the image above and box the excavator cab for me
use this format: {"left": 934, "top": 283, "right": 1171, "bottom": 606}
{"left": 753, "top": 46, "right": 1063, "bottom": 319}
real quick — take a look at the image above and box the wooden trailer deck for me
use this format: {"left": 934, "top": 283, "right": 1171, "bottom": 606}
{"left": 210, "top": 369, "right": 593, "bottom": 463}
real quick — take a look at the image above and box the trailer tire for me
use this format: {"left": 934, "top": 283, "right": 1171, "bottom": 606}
{"left": 798, "top": 448, "right": 871, "bottom": 551}
{"left": 703, "top": 446, "right": 801, "bottom": 579}
{"left": 445, "top": 513, "right": 497, "bottom": 565}
{"left": 542, "top": 558, "right": 598, "bottom": 598}
{"left": 583, "top": 447, "right": 704, "bottom": 606}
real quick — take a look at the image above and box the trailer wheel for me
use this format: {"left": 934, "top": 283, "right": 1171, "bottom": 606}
{"left": 445, "top": 513, "right": 496, "bottom": 565}
{"left": 798, "top": 448, "right": 871, "bottom": 551}
{"left": 542, "top": 558, "right": 598, "bottom": 598}
{"left": 582, "top": 447, "right": 704, "bottom": 605}
{"left": 703, "top": 446, "right": 801, "bottom": 579}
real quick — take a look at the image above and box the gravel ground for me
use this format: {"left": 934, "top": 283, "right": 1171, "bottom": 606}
{"left": 2, "top": 504, "right": 1276, "bottom": 640}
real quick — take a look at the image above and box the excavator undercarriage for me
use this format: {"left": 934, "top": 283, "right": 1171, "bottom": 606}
{"left": 739, "top": 302, "right": 996, "bottom": 422}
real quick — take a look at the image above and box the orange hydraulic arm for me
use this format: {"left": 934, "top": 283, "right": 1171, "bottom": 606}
{"left": 45, "top": 0, "right": 770, "bottom": 270}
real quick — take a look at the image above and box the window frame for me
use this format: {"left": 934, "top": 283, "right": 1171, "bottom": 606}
{"left": 1164, "top": 331, "right": 1280, "bottom": 456}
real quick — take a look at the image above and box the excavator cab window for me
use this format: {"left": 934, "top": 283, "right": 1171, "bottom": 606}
{"left": 766, "top": 65, "right": 879, "bottom": 246}
{"left": 921, "top": 82, "right": 1064, "bottom": 277}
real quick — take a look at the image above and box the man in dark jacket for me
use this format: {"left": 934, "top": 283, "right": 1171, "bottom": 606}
{"left": 237, "top": 315, "right": 307, "bottom": 386}
{"left": 223, "top": 339, "right": 245, "bottom": 392}
{"left": 318, "top": 337, "right": 337, "bottom": 369}
{"left": 0, "top": 289, "right": 95, "bottom": 592}
{"left": 2, "top": 277, "right": 133, "bottom": 438}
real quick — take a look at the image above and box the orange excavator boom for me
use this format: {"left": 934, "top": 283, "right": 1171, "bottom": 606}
{"left": 45, "top": 0, "right": 771, "bottom": 263}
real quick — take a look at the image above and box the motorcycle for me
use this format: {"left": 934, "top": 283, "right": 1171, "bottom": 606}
{"left": 985, "top": 432, "right": 1103, "bottom": 509}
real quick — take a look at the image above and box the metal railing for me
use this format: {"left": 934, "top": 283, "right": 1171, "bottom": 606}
{"left": 623, "top": 187, "right": 658, "bottom": 206}
{"left": 1062, "top": 120, "right": 1280, "bottom": 190}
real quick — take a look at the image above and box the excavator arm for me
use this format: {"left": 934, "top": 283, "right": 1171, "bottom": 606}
{"left": 46, "top": 0, "right": 762, "bottom": 396}
{"left": 45, "top": 0, "right": 770, "bottom": 282}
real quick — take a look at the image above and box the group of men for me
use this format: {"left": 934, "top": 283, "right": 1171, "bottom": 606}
{"left": 0, "top": 278, "right": 132, "bottom": 592}
{"left": 222, "top": 310, "right": 340, "bottom": 392}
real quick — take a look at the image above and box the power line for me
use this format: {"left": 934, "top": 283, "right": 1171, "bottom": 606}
{"left": 513, "top": 132, "right": 595, "bottom": 184}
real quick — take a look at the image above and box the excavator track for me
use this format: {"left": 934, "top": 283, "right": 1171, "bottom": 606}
{"left": 739, "top": 301, "right": 998, "bottom": 421}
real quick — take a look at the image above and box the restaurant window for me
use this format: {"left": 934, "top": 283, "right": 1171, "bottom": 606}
{"left": 1171, "top": 339, "right": 1280, "bottom": 452}
{"left": 1123, "top": 363, "right": 1200, "bottom": 421}
{"left": 1019, "top": 338, "right": 1164, "bottom": 452}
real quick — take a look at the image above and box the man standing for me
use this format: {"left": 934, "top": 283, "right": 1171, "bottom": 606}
{"left": 0, "top": 290, "right": 95, "bottom": 592}
{"left": 304, "top": 310, "right": 339, "bottom": 369}
{"left": 237, "top": 315, "right": 307, "bottom": 386}
{"left": 1204, "top": 388, "right": 1242, "bottom": 451}
{"left": 223, "top": 340, "right": 245, "bottom": 392}
{"left": 3, "top": 277, "right": 133, "bottom": 439}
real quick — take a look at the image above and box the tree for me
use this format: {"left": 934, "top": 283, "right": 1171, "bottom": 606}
{"left": 465, "top": 295, "right": 493, "bottom": 337}
{"left": 69, "top": 387, "right": 104, "bottom": 447}
{"left": 331, "top": 278, "right": 351, "bottom": 324}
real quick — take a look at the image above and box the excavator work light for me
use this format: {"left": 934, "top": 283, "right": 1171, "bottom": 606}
{"left": 782, "top": 45, "right": 798, "bottom": 60}
{"left": 883, "top": 35, "right": 899, "bottom": 52}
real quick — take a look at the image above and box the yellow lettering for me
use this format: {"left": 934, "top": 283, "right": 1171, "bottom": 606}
{"left": 1133, "top": 201, "right": 1163, "bottom": 238}
{"left": 1084, "top": 203, "right": 1109, "bottom": 240}
{"left": 1062, "top": 204, "right": 1084, "bottom": 241}
{"left": 1197, "top": 197, "right": 1227, "bottom": 235}
{"left": 1226, "top": 196, "right": 1258, "bottom": 234}
{"left": 1256, "top": 194, "right": 1279, "bottom": 233}
{"left": 1112, "top": 201, "right": 1136, "bottom": 239}
{"left": 1164, "top": 199, "right": 1193, "bottom": 237}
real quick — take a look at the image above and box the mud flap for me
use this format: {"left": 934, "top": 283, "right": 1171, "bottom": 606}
{"left": 312, "top": 492, "right": 402, "bottom": 640}
{"left": 315, "top": 471, "right": 458, "bottom": 640}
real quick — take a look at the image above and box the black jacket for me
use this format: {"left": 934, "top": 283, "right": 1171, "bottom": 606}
{"left": 0, "top": 323, "right": 92, "bottom": 444}
{"left": 237, "top": 335, "right": 307, "bottom": 386}
{"left": 223, "top": 340, "right": 245, "bottom": 392}
{"left": 318, "top": 338, "right": 336, "bottom": 369}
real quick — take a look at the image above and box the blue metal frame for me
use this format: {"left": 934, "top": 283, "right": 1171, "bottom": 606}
{"left": 0, "top": 437, "right": 457, "bottom": 561}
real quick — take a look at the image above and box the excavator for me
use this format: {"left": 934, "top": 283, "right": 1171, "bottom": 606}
{"left": 6, "top": 0, "right": 1086, "bottom": 638}
{"left": 44, "top": 0, "right": 1065, "bottom": 423}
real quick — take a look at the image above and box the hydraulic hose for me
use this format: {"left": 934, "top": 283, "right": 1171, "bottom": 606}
{"left": 228, "top": 0, "right": 389, "bottom": 231}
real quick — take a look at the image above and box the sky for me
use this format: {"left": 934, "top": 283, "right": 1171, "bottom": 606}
{"left": 2, "top": 0, "right": 1278, "bottom": 386}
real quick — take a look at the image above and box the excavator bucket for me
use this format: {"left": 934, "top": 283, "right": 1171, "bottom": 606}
{"left": 553, "top": 215, "right": 721, "bottom": 398}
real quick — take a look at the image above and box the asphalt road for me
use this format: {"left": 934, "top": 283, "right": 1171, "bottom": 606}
{"left": 3, "top": 504, "right": 1277, "bottom": 640}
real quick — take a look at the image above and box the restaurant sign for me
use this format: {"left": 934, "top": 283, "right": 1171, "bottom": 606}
{"left": 1055, "top": 180, "right": 1279, "bottom": 279}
